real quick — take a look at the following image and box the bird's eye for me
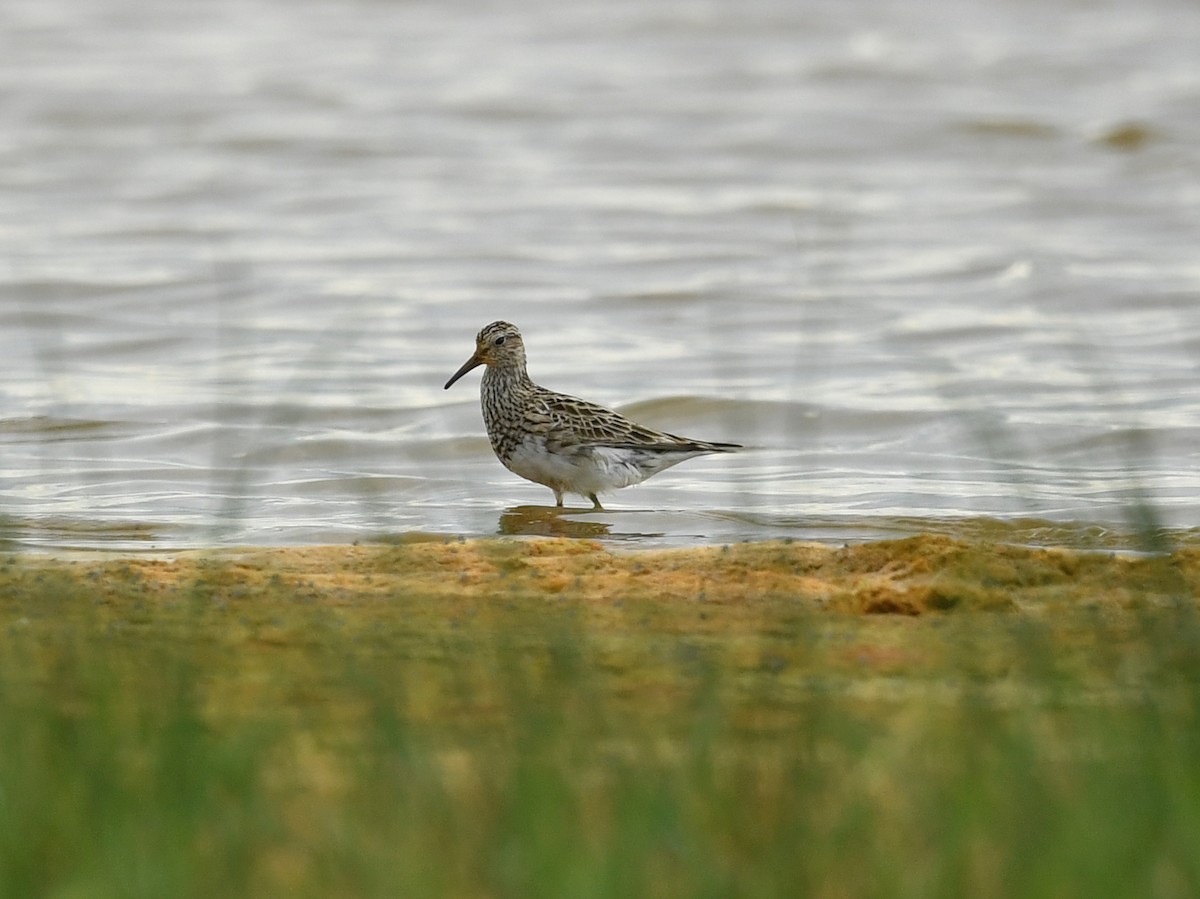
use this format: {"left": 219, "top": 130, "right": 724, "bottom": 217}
{"left": 493, "top": 335, "right": 506, "bottom": 346}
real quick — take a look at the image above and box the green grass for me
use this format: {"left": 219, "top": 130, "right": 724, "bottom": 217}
{"left": 1, "top": 547, "right": 1199, "bottom": 898}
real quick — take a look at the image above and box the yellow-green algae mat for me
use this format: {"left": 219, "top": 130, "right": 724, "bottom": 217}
{"left": 3, "top": 535, "right": 1200, "bottom": 898}
{"left": 24, "top": 532, "right": 1199, "bottom": 614}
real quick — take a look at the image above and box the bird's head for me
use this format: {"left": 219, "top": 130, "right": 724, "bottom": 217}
{"left": 444, "top": 321, "right": 526, "bottom": 389}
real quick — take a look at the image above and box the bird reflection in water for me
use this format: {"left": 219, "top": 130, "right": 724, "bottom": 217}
{"left": 497, "top": 506, "right": 613, "bottom": 539}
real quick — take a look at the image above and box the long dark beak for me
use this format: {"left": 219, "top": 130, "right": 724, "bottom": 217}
{"left": 444, "top": 353, "right": 483, "bottom": 389}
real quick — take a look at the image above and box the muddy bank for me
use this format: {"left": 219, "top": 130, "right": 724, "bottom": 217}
{"left": 9, "top": 535, "right": 1197, "bottom": 619}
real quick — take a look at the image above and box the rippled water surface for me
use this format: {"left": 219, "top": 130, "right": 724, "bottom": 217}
{"left": 2, "top": 0, "right": 1198, "bottom": 550}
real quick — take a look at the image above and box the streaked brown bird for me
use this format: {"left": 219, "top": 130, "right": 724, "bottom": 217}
{"left": 445, "top": 321, "right": 740, "bottom": 509}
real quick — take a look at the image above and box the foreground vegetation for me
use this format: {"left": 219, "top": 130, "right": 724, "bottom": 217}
{"left": 1, "top": 535, "right": 1199, "bottom": 898}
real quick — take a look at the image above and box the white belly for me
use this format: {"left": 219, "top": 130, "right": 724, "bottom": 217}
{"left": 502, "top": 439, "right": 697, "bottom": 498}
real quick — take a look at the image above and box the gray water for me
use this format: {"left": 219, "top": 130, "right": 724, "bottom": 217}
{"left": 2, "top": 0, "right": 1198, "bottom": 551}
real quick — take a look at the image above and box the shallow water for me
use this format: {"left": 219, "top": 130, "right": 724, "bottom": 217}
{"left": 2, "top": 0, "right": 1198, "bottom": 551}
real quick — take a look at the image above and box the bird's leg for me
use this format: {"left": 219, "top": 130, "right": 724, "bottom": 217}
{"left": 588, "top": 493, "right": 604, "bottom": 511}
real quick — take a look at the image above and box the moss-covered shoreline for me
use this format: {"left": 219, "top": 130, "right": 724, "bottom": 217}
{"left": 12, "top": 533, "right": 1199, "bottom": 615}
